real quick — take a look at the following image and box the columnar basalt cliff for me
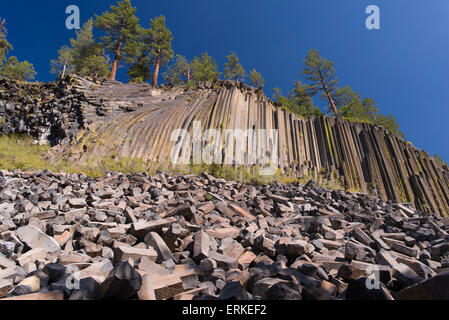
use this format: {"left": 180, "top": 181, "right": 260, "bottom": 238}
{"left": 1, "top": 76, "right": 448, "bottom": 216}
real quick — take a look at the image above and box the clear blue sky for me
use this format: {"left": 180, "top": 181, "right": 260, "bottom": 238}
{"left": 3, "top": 0, "right": 449, "bottom": 161}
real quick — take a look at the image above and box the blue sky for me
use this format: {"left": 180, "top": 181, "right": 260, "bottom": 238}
{"left": 2, "top": 0, "right": 449, "bottom": 161}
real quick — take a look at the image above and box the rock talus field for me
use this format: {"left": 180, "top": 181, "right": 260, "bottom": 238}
{"left": 0, "top": 169, "right": 449, "bottom": 300}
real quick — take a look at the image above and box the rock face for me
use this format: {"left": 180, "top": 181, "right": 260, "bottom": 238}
{"left": 1, "top": 169, "right": 449, "bottom": 300}
{"left": 0, "top": 75, "right": 448, "bottom": 216}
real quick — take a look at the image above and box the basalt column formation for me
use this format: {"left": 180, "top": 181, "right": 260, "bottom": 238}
{"left": 1, "top": 76, "right": 448, "bottom": 216}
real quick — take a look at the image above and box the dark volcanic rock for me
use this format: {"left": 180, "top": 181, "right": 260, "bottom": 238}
{"left": 0, "top": 170, "right": 448, "bottom": 300}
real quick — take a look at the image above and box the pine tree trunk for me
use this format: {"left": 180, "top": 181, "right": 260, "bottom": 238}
{"left": 323, "top": 84, "right": 338, "bottom": 116}
{"left": 152, "top": 52, "right": 161, "bottom": 88}
{"left": 318, "top": 68, "right": 339, "bottom": 116}
{"left": 110, "top": 36, "right": 123, "bottom": 81}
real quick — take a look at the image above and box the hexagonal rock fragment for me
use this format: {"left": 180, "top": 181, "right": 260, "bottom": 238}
{"left": 144, "top": 232, "right": 175, "bottom": 263}
{"left": 137, "top": 274, "right": 156, "bottom": 300}
{"left": 237, "top": 251, "right": 257, "bottom": 270}
{"left": 151, "top": 274, "right": 184, "bottom": 300}
{"left": 0, "top": 255, "right": 16, "bottom": 269}
{"left": 0, "top": 279, "right": 13, "bottom": 299}
{"left": 68, "top": 198, "right": 87, "bottom": 208}
{"left": 79, "top": 239, "right": 103, "bottom": 258}
{"left": 254, "top": 236, "right": 276, "bottom": 257}
{"left": 219, "top": 238, "right": 245, "bottom": 260}
{"left": 17, "top": 248, "right": 47, "bottom": 267}
{"left": 43, "top": 263, "right": 67, "bottom": 283}
{"left": 193, "top": 231, "right": 210, "bottom": 262}
{"left": 73, "top": 259, "right": 114, "bottom": 285}
{"left": 130, "top": 218, "right": 176, "bottom": 238}
{"left": 265, "top": 282, "right": 301, "bottom": 300}
{"left": 69, "top": 277, "right": 101, "bottom": 300}
{"left": 219, "top": 281, "right": 249, "bottom": 300}
{"left": 208, "top": 251, "right": 238, "bottom": 271}
{"left": 228, "top": 204, "right": 256, "bottom": 221}
{"left": 114, "top": 246, "right": 158, "bottom": 263}
{"left": 11, "top": 275, "right": 41, "bottom": 295}
{"left": 99, "top": 262, "right": 142, "bottom": 300}
{"left": 252, "top": 277, "right": 287, "bottom": 298}
{"left": 345, "top": 242, "right": 366, "bottom": 261}
{"left": 206, "top": 228, "right": 240, "bottom": 240}
{"left": 0, "top": 240, "right": 15, "bottom": 257}
{"left": 16, "top": 225, "right": 60, "bottom": 256}
{"left": 200, "top": 258, "right": 217, "bottom": 274}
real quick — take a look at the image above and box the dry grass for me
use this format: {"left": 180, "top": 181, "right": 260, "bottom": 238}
{"left": 0, "top": 134, "right": 347, "bottom": 190}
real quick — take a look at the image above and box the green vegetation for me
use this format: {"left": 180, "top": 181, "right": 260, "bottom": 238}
{"left": 191, "top": 52, "right": 220, "bottom": 82}
{"left": 372, "top": 114, "right": 404, "bottom": 139}
{"left": 127, "top": 55, "right": 151, "bottom": 83}
{"left": 163, "top": 55, "right": 192, "bottom": 85}
{"left": 271, "top": 49, "right": 404, "bottom": 137}
{"left": 0, "top": 134, "right": 151, "bottom": 178}
{"left": 0, "top": 134, "right": 349, "bottom": 190}
{"left": 224, "top": 52, "right": 245, "bottom": 83}
{"left": 51, "top": 19, "right": 109, "bottom": 79}
{"left": 335, "top": 86, "right": 404, "bottom": 138}
{"left": 302, "top": 49, "right": 339, "bottom": 115}
{"left": 335, "top": 86, "right": 377, "bottom": 122}
{"left": 94, "top": 0, "right": 141, "bottom": 81}
{"left": 0, "top": 1, "right": 407, "bottom": 144}
{"left": 0, "top": 135, "right": 55, "bottom": 172}
{"left": 248, "top": 68, "right": 264, "bottom": 88}
{"left": 145, "top": 15, "right": 174, "bottom": 88}
{"left": 0, "top": 56, "right": 36, "bottom": 81}
{"left": 273, "top": 81, "right": 322, "bottom": 118}
{"left": 38, "top": 0, "right": 408, "bottom": 140}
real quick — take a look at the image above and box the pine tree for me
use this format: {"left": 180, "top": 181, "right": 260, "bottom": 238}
{"left": 249, "top": 68, "right": 264, "bottom": 88}
{"left": 94, "top": 0, "right": 141, "bottom": 80}
{"left": 50, "top": 46, "right": 73, "bottom": 78}
{"left": 272, "top": 87, "right": 282, "bottom": 101}
{"left": 127, "top": 55, "right": 151, "bottom": 83}
{"left": 335, "top": 86, "right": 378, "bottom": 122}
{"left": 51, "top": 19, "right": 109, "bottom": 79}
{"left": 274, "top": 81, "right": 322, "bottom": 118}
{"left": 145, "top": 15, "right": 173, "bottom": 88}
{"left": 191, "top": 52, "right": 220, "bottom": 82}
{"left": 0, "top": 56, "right": 36, "bottom": 81}
{"left": 224, "top": 52, "right": 245, "bottom": 83}
{"left": 162, "top": 55, "right": 192, "bottom": 85}
{"left": 302, "top": 49, "right": 339, "bottom": 116}
{"left": 334, "top": 85, "right": 404, "bottom": 138}
{"left": 374, "top": 114, "right": 404, "bottom": 139}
